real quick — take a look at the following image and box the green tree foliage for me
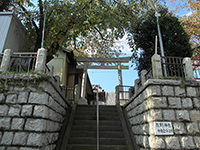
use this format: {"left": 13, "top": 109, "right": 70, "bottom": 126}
{"left": 169, "top": 0, "right": 200, "bottom": 54}
{"left": 7, "top": 0, "right": 148, "bottom": 61}
{"left": 0, "top": 0, "right": 12, "bottom": 11}
{"left": 128, "top": 7, "right": 192, "bottom": 75}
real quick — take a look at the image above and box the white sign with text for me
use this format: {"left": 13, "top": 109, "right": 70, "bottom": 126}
{"left": 154, "top": 122, "right": 174, "bottom": 135}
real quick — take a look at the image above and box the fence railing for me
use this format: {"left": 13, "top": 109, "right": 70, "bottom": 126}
{"left": 9, "top": 52, "right": 37, "bottom": 73}
{"left": 116, "top": 85, "right": 134, "bottom": 105}
{"left": 63, "top": 86, "right": 75, "bottom": 104}
{"left": 192, "top": 58, "right": 200, "bottom": 80}
{"left": 161, "top": 56, "right": 185, "bottom": 78}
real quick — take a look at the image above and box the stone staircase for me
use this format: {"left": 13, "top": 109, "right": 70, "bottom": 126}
{"left": 64, "top": 105, "right": 132, "bottom": 150}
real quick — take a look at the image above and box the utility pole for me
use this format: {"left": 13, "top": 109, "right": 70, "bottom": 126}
{"left": 41, "top": 1, "right": 46, "bottom": 48}
{"left": 147, "top": 0, "right": 167, "bottom": 77}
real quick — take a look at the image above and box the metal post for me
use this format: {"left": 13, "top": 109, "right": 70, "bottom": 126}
{"left": 147, "top": 0, "right": 167, "bottom": 77}
{"left": 155, "top": 12, "right": 167, "bottom": 77}
{"left": 96, "top": 89, "right": 99, "bottom": 150}
{"left": 155, "top": 35, "right": 158, "bottom": 54}
{"left": 41, "top": 3, "right": 46, "bottom": 48}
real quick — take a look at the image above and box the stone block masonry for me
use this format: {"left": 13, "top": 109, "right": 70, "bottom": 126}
{"left": 124, "top": 79, "right": 200, "bottom": 150}
{"left": 0, "top": 74, "right": 70, "bottom": 150}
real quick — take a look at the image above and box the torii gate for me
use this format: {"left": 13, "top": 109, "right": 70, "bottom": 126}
{"left": 75, "top": 57, "right": 131, "bottom": 100}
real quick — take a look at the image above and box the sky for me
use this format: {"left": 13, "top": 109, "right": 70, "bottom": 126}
{"left": 88, "top": 35, "right": 137, "bottom": 92}
{"left": 88, "top": 0, "right": 190, "bottom": 92}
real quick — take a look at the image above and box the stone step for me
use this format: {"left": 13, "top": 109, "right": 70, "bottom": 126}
{"left": 68, "top": 137, "right": 127, "bottom": 145}
{"left": 74, "top": 115, "right": 120, "bottom": 120}
{"left": 73, "top": 120, "right": 121, "bottom": 126}
{"left": 62, "top": 105, "right": 131, "bottom": 150}
{"left": 77, "top": 105, "right": 118, "bottom": 112}
{"left": 71, "top": 125, "right": 123, "bottom": 131}
{"left": 70, "top": 131, "right": 124, "bottom": 138}
{"left": 75, "top": 110, "right": 119, "bottom": 116}
{"left": 76, "top": 108, "right": 118, "bottom": 113}
{"left": 67, "top": 144, "right": 128, "bottom": 150}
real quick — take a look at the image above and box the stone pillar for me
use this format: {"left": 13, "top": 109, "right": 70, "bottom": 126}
{"left": 118, "top": 62, "right": 124, "bottom": 104}
{"left": 151, "top": 54, "right": 163, "bottom": 79}
{"left": 118, "top": 62, "right": 123, "bottom": 86}
{"left": 77, "top": 62, "right": 88, "bottom": 105}
{"left": 141, "top": 70, "right": 147, "bottom": 85}
{"left": 74, "top": 84, "right": 80, "bottom": 103}
{"left": 115, "top": 86, "right": 119, "bottom": 105}
{"left": 80, "top": 62, "right": 88, "bottom": 99}
{"left": 134, "top": 79, "right": 140, "bottom": 94}
{"left": 183, "top": 57, "right": 194, "bottom": 80}
{"left": 35, "top": 48, "right": 47, "bottom": 74}
{"left": 0, "top": 49, "right": 13, "bottom": 73}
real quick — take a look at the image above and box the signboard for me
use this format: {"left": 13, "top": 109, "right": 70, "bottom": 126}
{"left": 94, "top": 92, "right": 106, "bottom": 102}
{"left": 154, "top": 122, "right": 174, "bottom": 135}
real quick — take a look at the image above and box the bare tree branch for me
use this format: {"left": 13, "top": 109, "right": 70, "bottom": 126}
{"left": 17, "top": 3, "right": 39, "bottom": 33}
{"left": 94, "top": 26, "right": 107, "bottom": 40}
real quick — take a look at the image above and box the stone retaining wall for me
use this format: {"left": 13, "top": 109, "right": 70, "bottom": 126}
{"left": 0, "top": 74, "right": 70, "bottom": 150}
{"left": 124, "top": 79, "right": 200, "bottom": 150}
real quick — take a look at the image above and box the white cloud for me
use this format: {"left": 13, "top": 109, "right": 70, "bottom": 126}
{"left": 115, "top": 34, "right": 132, "bottom": 56}
{"left": 184, "top": 11, "right": 193, "bottom": 16}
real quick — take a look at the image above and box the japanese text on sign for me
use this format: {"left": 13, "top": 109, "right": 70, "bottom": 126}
{"left": 154, "top": 122, "right": 174, "bottom": 135}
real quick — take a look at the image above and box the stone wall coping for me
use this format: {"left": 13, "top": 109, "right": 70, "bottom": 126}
{"left": 46, "top": 76, "right": 71, "bottom": 108}
{"left": 145, "top": 79, "right": 200, "bottom": 87}
{"left": 0, "top": 73, "right": 41, "bottom": 80}
{"left": 0, "top": 73, "right": 71, "bottom": 108}
{"left": 123, "top": 79, "right": 200, "bottom": 109}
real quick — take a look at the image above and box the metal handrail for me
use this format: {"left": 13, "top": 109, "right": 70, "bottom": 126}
{"left": 96, "top": 89, "right": 99, "bottom": 150}
{"left": 93, "top": 88, "right": 99, "bottom": 150}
